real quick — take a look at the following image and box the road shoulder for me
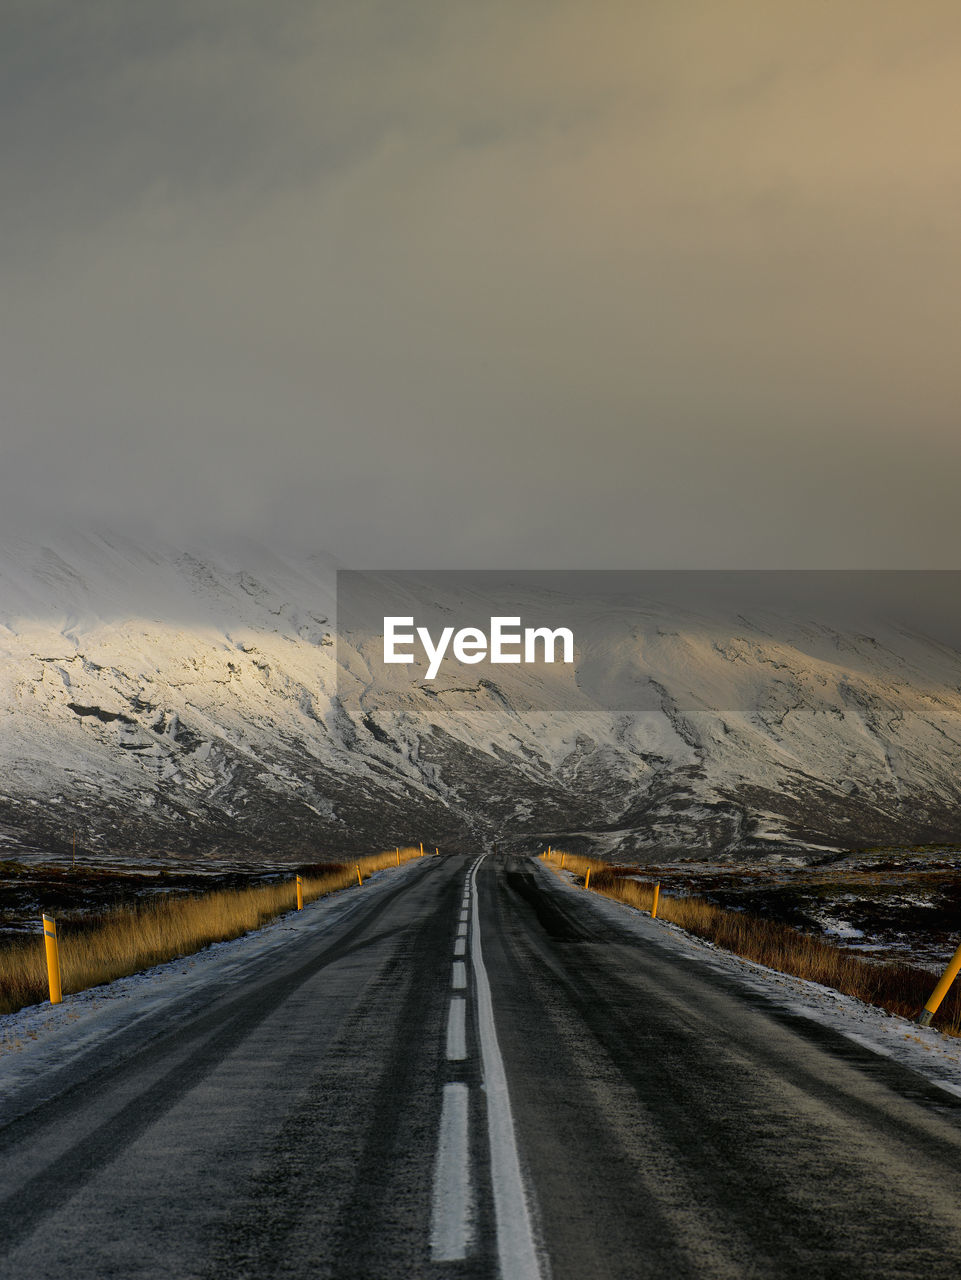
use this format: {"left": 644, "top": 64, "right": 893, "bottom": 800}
{"left": 531, "top": 857, "right": 961, "bottom": 1099}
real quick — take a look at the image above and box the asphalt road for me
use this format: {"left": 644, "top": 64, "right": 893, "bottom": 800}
{"left": 3, "top": 852, "right": 961, "bottom": 1279}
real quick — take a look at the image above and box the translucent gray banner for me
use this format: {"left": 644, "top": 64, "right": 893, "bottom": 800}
{"left": 336, "top": 569, "right": 961, "bottom": 714}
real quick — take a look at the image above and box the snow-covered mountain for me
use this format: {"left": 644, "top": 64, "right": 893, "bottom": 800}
{"left": 1, "top": 533, "right": 960, "bottom": 865}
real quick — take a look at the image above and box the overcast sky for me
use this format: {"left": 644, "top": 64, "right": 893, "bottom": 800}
{"left": 2, "top": 1, "right": 960, "bottom": 568}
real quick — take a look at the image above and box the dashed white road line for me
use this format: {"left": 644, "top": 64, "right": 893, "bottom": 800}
{"left": 430, "top": 1083, "right": 473, "bottom": 1261}
{"left": 430, "top": 880, "right": 476, "bottom": 1261}
{"left": 433, "top": 858, "right": 543, "bottom": 1275}
{"left": 446, "top": 996, "right": 467, "bottom": 1060}
{"left": 469, "top": 855, "right": 545, "bottom": 1280}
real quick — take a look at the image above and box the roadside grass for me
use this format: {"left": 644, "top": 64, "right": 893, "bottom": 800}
{"left": 0, "top": 846, "right": 425, "bottom": 1016}
{"left": 539, "top": 850, "right": 961, "bottom": 1036}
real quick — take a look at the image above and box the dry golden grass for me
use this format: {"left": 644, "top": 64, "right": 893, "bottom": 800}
{"left": 0, "top": 846, "right": 425, "bottom": 1016}
{"left": 539, "top": 850, "right": 961, "bottom": 1036}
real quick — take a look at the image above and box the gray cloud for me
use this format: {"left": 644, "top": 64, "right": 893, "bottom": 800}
{"left": 2, "top": 1, "right": 961, "bottom": 566}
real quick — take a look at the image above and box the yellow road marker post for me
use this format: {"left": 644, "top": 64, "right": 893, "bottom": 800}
{"left": 356, "top": 864, "right": 363, "bottom": 887}
{"left": 560, "top": 853, "right": 566, "bottom": 869}
{"left": 42, "top": 914, "right": 62, "bottom": 1005}
{"left": 651, "top": 883, "right": 660, "bottom": 919}
{"left": 919, "top": 938, "right": 961, "bottom": 1025}
{"left": 420, "top": 842, "right": 424, "bottom": 856}
{"left": 435, "top": 847, "right": 439, "bottom": 856}
{"left": 296, "top": 875, "right": 303, "bottom": 911}
{"left": 396, "top": 846, "right": 400, "bottom": 865}
{"left": 584, "top": 868, "right": 591, "bottom": 890}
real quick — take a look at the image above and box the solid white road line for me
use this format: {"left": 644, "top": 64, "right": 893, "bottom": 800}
{"left": 446, "top": 996, "right": 467, "bottom": 1060}
{"left": 430, "top": 1083, "right": 473, "bottom": 1261}
{"left": 469, "top": 856, "right": 545, "bottom": 1280}
{"left": 454, "top": 937, "right": 466, "bottom": 956}
{"left": 452, "top": 961, "right": 467, "bottom": 990}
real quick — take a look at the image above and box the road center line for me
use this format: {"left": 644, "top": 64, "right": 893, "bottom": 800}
{"left": 469, "top": 856, "right": 545, "bottom": 1280}
{"left": 446, "top": 997, "right": 467, "bottom": 1060}
{"left": 430, "top": 1083, "right": 473, "bottom": 1261}
{"left": 454, "top": 937, "right": 466, "bottom": 956}
{"left": 452, "top": 961, "right": 467, "bottom": 990}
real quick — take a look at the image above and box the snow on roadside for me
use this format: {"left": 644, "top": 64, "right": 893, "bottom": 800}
{"left": 534, "top": 861, "right": 961, "bottom": 1098}
{"left": 0, "top": 862, "right": 422, "bottom": 1101}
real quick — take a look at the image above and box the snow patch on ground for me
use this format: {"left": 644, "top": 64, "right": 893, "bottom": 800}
{"left": 811, "top": 914, "right": 865, "bottom": 940}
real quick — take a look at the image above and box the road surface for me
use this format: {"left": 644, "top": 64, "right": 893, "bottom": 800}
{"left": 2, "top": 851, "right": 961, "bottom": 1279}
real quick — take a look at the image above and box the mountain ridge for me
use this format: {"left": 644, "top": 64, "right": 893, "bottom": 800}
{"left": 1, "top": 534, "right": 960, "bottom": 865}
